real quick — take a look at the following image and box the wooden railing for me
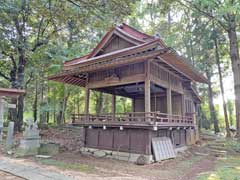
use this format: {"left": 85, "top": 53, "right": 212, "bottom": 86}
{"left": 71, "top": 112, "right": 194, "bottom": 125}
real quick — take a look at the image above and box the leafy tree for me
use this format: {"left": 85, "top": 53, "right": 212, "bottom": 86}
{"left": 0, "top": 0, "right": 134, "bottom": 131}
{"left": 177, "top": 0, "right": 240, "bottom": 137}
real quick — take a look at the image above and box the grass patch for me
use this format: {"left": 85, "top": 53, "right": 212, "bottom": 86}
{"left": 176, "top": 156, "right": 202, "bottom": 170}
{"left": 226, "top": 140, "right": 240, "bottom": 152}
{"left": 37, "top": 158, "right": 94, "bottom": 173}
{"left": 196, "top": 156, "right": 240, "bottom": 180}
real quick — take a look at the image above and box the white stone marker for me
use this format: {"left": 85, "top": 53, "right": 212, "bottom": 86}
{"left": 6, "top": 121, "right": 14, "bottom": 149}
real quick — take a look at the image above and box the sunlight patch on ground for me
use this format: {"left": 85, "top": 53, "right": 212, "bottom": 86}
{"left": 207, "top": 173, "right": 220, "bottom": 180}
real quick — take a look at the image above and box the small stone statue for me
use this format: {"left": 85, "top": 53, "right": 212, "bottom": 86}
{"left": 23, "top": 119, "right": 40, "bottom": 139}
{"left": 18, "top": 118, "right": 41, "bottom": 156}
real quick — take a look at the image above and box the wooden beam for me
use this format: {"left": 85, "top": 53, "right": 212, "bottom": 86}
{"left": 88, "top": 74, "right": 145, "bottom": 89}
{"left": 150, "top": 74, "right": 169, "bottom": 89}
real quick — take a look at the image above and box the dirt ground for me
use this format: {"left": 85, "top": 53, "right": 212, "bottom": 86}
{"left": 0, "top": 144, "right": 216, "bottom": 180}
{"left": 47, "top": 150, "right": 216, "bottom": 180}
{"left": 0, "top": 129, "right": 221, "bottom": 180}
{"left": 0, "top": 170, "right": 24, "bottom": 180}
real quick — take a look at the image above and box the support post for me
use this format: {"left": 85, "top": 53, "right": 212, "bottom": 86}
{"left": 84, "top": 87, "right": 90, "bottom": 121}
{"left": 167, "top": 87, "right": 172, "bottom": 115}
{"left": 145, "top": 79, "right": 151, "bottom": 113}
{"left": 181, "top": 94, "right": 185, "bottom": 116}
{"left": 112, "top": 94, "right": 116, "bottom": 121}
{"left": 145, "top": 61, "right": 151, "bottom": 121}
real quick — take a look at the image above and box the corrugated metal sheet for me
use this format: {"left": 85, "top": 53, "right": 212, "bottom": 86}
{"left": 152, "top": 137, "right": 176, "bottom": 161}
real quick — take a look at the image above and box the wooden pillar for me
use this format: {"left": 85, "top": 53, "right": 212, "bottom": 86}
{"left": 167, "top": 87, "right": 172, "bottom": 115}
{"left": 144, "top": 61, "right": 151, "bottom": 115}
{"left": 84, "top": 87, "right": 90, "bottom": 120}
{"left": 145, "top": 79, "right": 151, "bottom": 113}
{"left": 112, "top": 94, "right": 116, "bottom": 120}
{"left": 182, "top": 94, "right": 185, "bottom": 116}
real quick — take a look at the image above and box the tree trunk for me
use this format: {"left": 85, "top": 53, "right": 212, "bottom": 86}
{"left": 96, "top": 92, "right": 103, "bottom": 114}
{"left": 206, "top": 69, "right": 220, "bottom": 133}
{"left": 198, "top": 105, "right": 209, "bottom": 129}
{"left": 57, "top": 85, "right": 70, "bottom": 125}
{"left": 214, "top": 37, "right": 231, "bottom": 137}
{"left": 39, "top": 75, "right": 45, "bottom": 125}
{"left": 16, "top": 53, "right": 26, "bottom": 132}
{"left": 33, "top": 79, "right": 38, "bottom": 122}
{"left": 61, "top": 87, "right": 70, "bottom": 124}
{"left": 227, "top": 100, "right": 234, "bottom": 127}
{"left": 227, "top": 18, "right": 240, "bottom": 137}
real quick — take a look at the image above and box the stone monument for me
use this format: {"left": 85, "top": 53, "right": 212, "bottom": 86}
{"left": 18, "top": 119, "right": 41, "bottom": 156}
{"left": 6, "top": 121, "right": 14, "bottom": 149}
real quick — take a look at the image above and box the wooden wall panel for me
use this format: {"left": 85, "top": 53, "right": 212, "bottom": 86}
{"left": 173, "top": 130, "right": 181, "bottom": 146}
{"left": 129, "top": 129, "right": 150, "bottom": 154}
{"left": 151, "top": 96, "right": 167, "bottom": 113}
{"left": 89, "top": 62, "right": 144, "bottom": 83}
{"left": 134, "top": 96, "right": 167, "bottom": 113}
{"left": 98, "top": 129, "right": 114, "bottom": 149}
{"left": 85, "top": 128, "right": 99, "bottom": 148}
{"left": 180, "top": 129, "right": 186, "bottom": 146}
{"left": 113, "top": 130, "right": 130, "bottom": 151}
{"left": 172, "top": 94, "right": 182, "bottom": 115}
{"left": 101, "top": 36, "right": 134, "bottom": 54}
{"left": 134, "top": 98, "right": 145, "bottom": 112}
{"left": 85, "top": 128, "right": 187, "bottom": 155}
{"left": 158, "top": 129, "right": 168, "bottom": 137}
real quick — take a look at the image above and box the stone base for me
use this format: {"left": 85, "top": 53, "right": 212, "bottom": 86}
{"left": 80, "top": 147, "right": 153, "bottom": 164}
{"left": 38, "top": 142, "right": 59, "bottom": 155}
{"left": 15, "top": 147, "right": 39, "bottom": 157}
{"left": 16, "top": 138, "right": 41, "bottom": 157}
{"left": 19, "top": 139, "right": 40, "bottom": 149}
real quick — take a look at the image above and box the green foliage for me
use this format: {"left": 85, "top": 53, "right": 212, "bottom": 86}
{"left": 196, "top": 156, "right": 240, "bottom": 180}
{"left": 226, "top": 140, "right": 240, "bottom": 153}
{"left": 227, "top": 100, "right": 235, "bottom": 127}
{"left": 38, "top": 158, "right": 94, "bottom": 173}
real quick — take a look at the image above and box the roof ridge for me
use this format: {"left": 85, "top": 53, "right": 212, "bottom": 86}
{"left": 120, "top": 23, "right": 154, "bottom": 38}
{"left": 63, "top": 39, "right": 162, "bottom": 70}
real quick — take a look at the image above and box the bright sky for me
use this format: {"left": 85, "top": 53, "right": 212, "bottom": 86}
{"left": 214, "top": 71, "right": 235, "bottom": 115}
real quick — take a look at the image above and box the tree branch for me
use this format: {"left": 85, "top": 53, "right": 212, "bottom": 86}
{"left": 25, "top": 71, "right": 33, "bottom": 89}
{"left": 1, "top": 51, "right": 17, "bottom": 69}
{"left": 179, "top": 0, "right": 228, "bottom": 31}
{"left": 31, "top": 26, "right": 67, "bottom": 52}
{"left": 0, "top": 71, "right": 11, "bottom": 81}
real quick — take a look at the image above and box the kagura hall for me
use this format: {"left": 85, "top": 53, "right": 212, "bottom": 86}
{"left": 49, "top": 23, "right": 207, "bottom": 163}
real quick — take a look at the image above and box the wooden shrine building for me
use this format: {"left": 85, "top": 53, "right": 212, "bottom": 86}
{"left": 49, "top": 24, "right": 207, "bottom": 163}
